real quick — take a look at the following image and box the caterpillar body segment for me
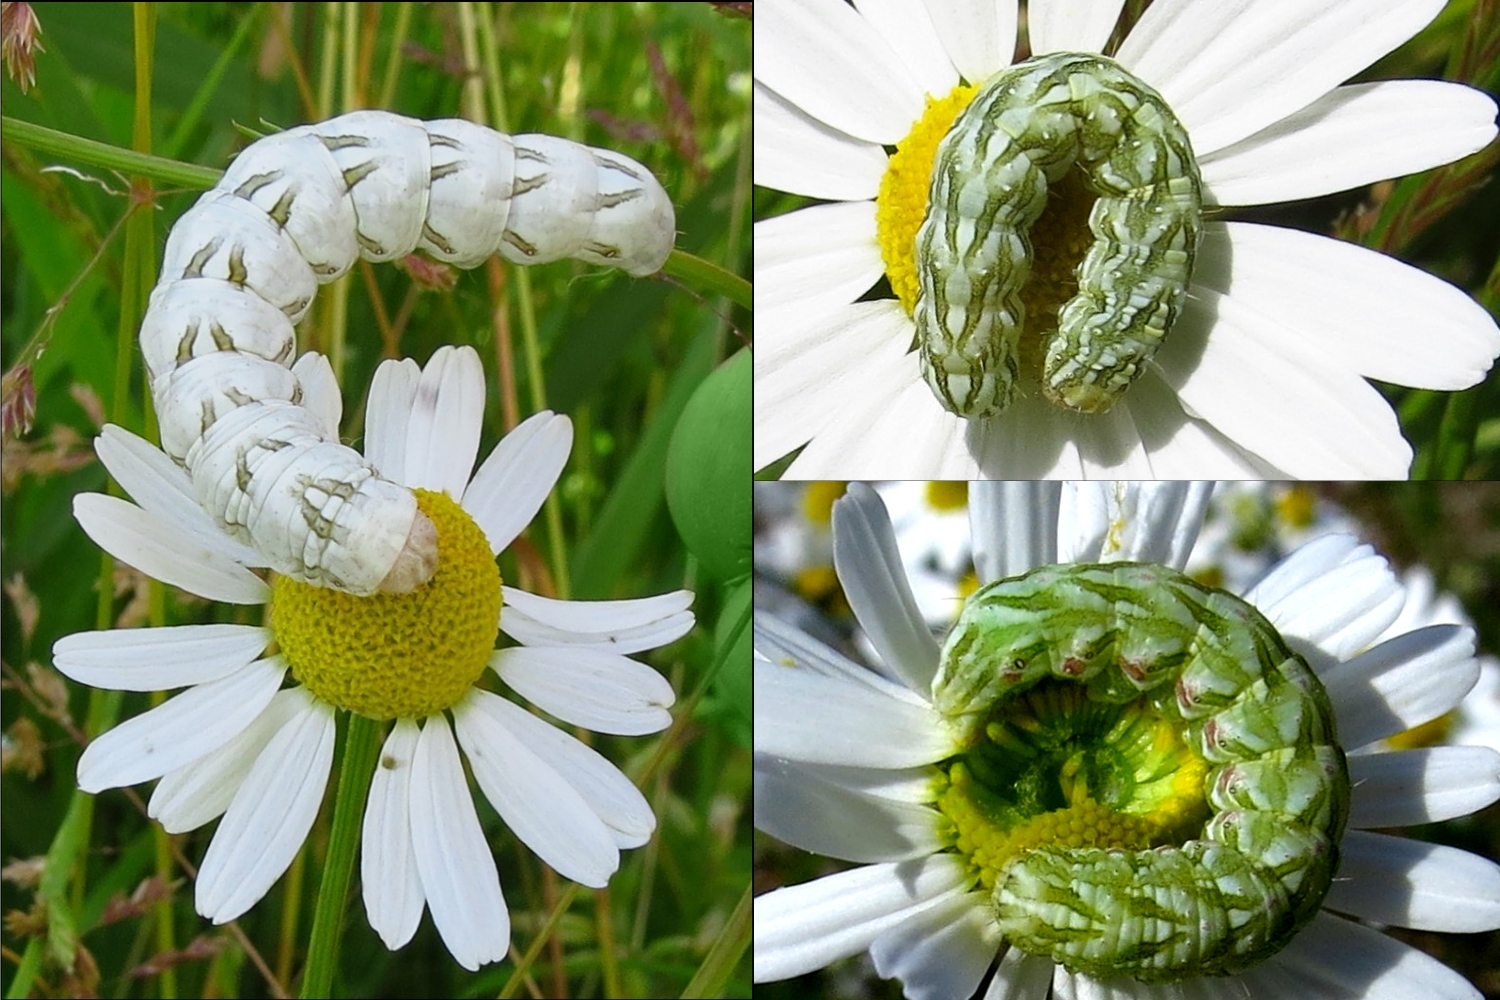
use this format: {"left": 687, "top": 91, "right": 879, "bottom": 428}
{"left": 141, "top": 110, "right": 675, "bottom": 595}
{"left": 933, "top": 562, "right": 1348, "bottom": 980}
{"left": 915, "top": 53, "right": 1202, "bottom": 418}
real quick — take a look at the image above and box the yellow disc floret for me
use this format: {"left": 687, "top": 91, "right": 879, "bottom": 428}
{"left": 875, "top": 85, "right": 978, "bottom": 314}
{"left": 941, "top": 763, "right": 1159, "bottom": 892}
{"left": 874, "top": 85, "right": 1108, "bottom": 395}
{"left": 271, "top": 489, "right": 502, "bottom": 720}
{"left": 934, "top": 679, "right": 1213, "bottom": 892}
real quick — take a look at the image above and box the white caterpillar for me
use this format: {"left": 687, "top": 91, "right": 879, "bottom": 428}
{"left": 140, "top": 110, "right": 675, "bottom": 595}
{"left": 916, "top": 52, "right": 1201, "bottom": 417}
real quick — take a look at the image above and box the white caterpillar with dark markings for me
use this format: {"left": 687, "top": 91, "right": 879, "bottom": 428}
{"left": 933, "top": 562, "right": 1348, "bottom": 981}
{"left": 141, "top": 110, "right": 674, "bottom": 595}
{"left": 916, "top": 52, "right": 1201, "bottom": 417}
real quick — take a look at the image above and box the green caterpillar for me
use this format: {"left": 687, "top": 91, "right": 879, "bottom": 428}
{"left": 915, "top": 53, "right": 1202, "bottom": 417}
{"left": 932, "top": 562, "right": 1348, "bottom": 981}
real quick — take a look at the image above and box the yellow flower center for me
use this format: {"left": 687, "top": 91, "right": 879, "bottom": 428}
{"left": 923, "top": 481, "right": 969, "bottom": 512}
{"left": 875, "top": 86, "right": 977, "bottom": 314}
{"left": 800, "top": 481, "right": 848, "bottom": 525}
{"left": 935, "top": 680, "right": 1211, "bottom": 892}
{"left": 271, "top": 489, "right": 502, "bottom": 720}
{"left": 874, "top": 84, "right": 1100, "bottom": 397}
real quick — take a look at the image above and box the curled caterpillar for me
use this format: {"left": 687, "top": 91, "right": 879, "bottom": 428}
{"left": 916, "top": 52, "right": 1201, "bottom": 417}
{"left": 139, "top": 110, "right": 675, "bottom": 595}
{"left": 932, "top": 562, "right": 1348, "bottom": 982}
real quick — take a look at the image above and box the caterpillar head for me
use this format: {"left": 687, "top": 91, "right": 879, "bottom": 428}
{"left": 378, "top": 510, "right": 438, "bottom": 593}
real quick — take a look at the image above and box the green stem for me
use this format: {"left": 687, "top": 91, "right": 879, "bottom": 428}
{"left": 678, "top": 883, "right": 751, "bottom": 999}
{"left": 1, "top": 115, "right": 220, "bottom": 189}
{"left": 299, "top": 713, "right": 383, "bottom": 998}
{"left": 663, "top": 249, "right": 752, "bottom": 313}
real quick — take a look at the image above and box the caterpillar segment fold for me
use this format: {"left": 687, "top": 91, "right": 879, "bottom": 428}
{"left": 139, "top": 110, "right": 675, "bottom": 595}
{"left": 915, "top": 53, "right": 1202, "bottom": 418}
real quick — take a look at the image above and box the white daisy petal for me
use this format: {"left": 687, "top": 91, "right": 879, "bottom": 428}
{"left": 1229, "top": 955, "right": 1315, "bottom": 1000}
{"left": 853, "top": 0, "right": 961, "bottom": 96}
{"left": 1116, "top": 375, "right": 1288, "bottom": 478}
{"left": 1156, "top": 289, "right": 1413, "bottom": 479}
{"left": 1061, "top": 481, "right": 1213, "bottom": 568}
{"left": 53, "top": 623, "right": 272, "bottom": 692}
{"left": 833, "top": 484, "right": 941, "bottom": 693}
{"left": 402, "top": 345, "right": 485, "bottom": 496}
{"left": 1242, "top": 533, "right": 1366, "bottom": 612}
{"left": 1323, "top": 624, "right": 1480, "bottom": 750}
{"left": 1201, "top": 80, "right": 1498, "bottom": 207}
{"left": 499, "top": 587, "right": 693, "bottom": 654}
{"left": 94, "top": 426, "right": 267, "bottom": 568}
{"left": 757, "top": 0, "right": 926, "bottom": 145}
{"left": 869, "top": 888, "right": 999, "bottom": 1000}
{"left": 982, "top": 948, "right": 1056, "bottom": 1000}
{"left": 755, "top": 609, "right": 921, "bottom": 691}
{"left": 754, "top": 659, "right": 952, "bottom": 768}
{"left": 1269, "top": 910, "right": 1485, "bottom": 1000}
{"left": 1325, "top": 830, "right": 1500, "bottom": 933}
{"left": 970, "top": 482, "right": 1062, "bottom": 584}
{"left": 1250, "top": 549, "right": 1404, "bottom": 660}
{"left": 1348, "top": 746, "right": 1500, "bottom": 828}
{"left": 196, "top": 693, "right": 334, "bottom": 923}
{"left": 364, "top": 357, "right": 421, "bottom": 481}
{"left": 753, "top": 83, "right": 889, "bottom": 201}
{"left": 149, "top": 688, "right": 311, "bottom": 834}
{"left": 492, "top": 646, "right": 674, "bottom": 736}
{"left": 76, "top": 656, "right": 287, "bottom": 792}
{"left": 754, "top": 301, "right": 916, "bottom": 474}
{"left": 783, "top": 367, "right": 974, "bottom": 479}
{"left": 461, "top": 410, "right": 572, "bottom": 554}
{"left": 1118, "top": 0, "right": 1447, "bottom": 155}
{"left": 453, "top": 691, "right": 619, "bottom": 888}
{"left": 755, "top": 756, "right": 942, "bottom": 863}
{"left": 362, "top": 719, "right": 425, "bottom": 951}
{"left": 1072, "top": 405, "right": 1156, "bottom": 479}
{"left": 289, "top": 352, "right": 341, "bottom": 438}
{"left": 753, "top": 856, "right": 966, "bottom": 983}
{"left": 921, "top": 0, "right": 1018, "bottom": 84}
{"left": 465, "top": 690, "right": 657, "bottom": 848}
{"left": 410, "top": 715, "right": 509, "bottom": 972}
{"left": 1028, "top": 0, "right": 1125, "bottom": 56}
{"left": 971, "top": 394, "right": 1086, "bottom": 479}
{"left": 73, "top": 493, "right": 270, "bottom": 605}
{"left": 1194, "top": 223, "right": 1500, "bottom": 391}
{"left": 754, "top": 205, "right": 884, "bottom": 321}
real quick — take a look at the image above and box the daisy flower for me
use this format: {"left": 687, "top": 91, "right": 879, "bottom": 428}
{"left": 52, "top": 345, "right": 691, "bottom": 971}
{"left": 755, "top": 0, "right": 1500, "bottom": 478}
{"left": 755, "top": 481, "right": 1500, "bottom": 999}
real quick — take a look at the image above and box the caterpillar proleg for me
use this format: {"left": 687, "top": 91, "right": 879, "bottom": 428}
{"left": 915, "top": 53, "right": 1202, "bottom": 418}
{"left": 933, "top": 562, "right": 1348, "bottom": 981}
{"left": 140, "top": 110, "right": 675, "bottom": 595}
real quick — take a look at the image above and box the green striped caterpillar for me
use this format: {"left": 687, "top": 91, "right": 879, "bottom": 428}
{"left": 916, "top": 53, "right": 1201, "bottom": 417}
{"left": 141, "top": 110, "right": 674, "bottom": 596}
{"left": 932, "top": 562, "right": 1348, "bottom": 982}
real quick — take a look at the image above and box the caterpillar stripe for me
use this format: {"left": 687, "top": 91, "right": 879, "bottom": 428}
{"left": 915, "top": 52, "right": 1201, "bottom": 417}
{"left": 932, "top": 562, "right": 1348, "bottom": 981}
{"left": 140, "top": 110, "right": 674, "bottom": 595}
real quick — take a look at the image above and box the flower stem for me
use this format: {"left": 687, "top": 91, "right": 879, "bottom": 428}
{"left": 300, "top": 712, "right": 383, "bottom": 999}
